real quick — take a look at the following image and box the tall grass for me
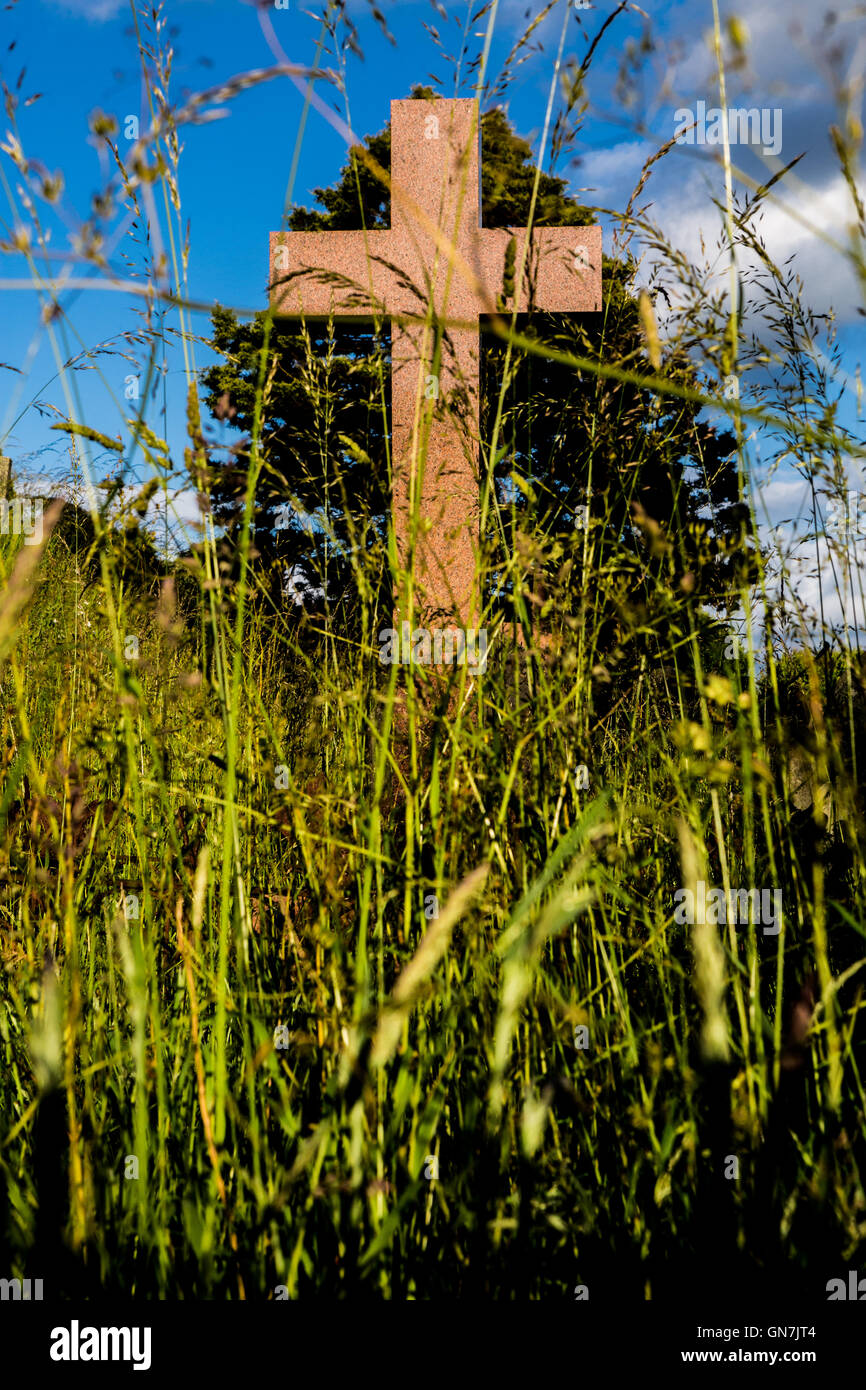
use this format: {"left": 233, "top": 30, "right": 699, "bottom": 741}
{"left": 0, "top": 1, "right": 864, "bottom": 1299}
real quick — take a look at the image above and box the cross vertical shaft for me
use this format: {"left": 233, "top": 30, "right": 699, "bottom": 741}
{"left": 270, "top": 97, "right": 602, "bottom": 635}
{"left": 390, "top": 99, "right": 481, "bottom": 626}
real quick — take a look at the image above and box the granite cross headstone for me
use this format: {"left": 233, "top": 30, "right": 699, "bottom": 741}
{"left": 270, "top": 97, "right": 601, "bottom": 629}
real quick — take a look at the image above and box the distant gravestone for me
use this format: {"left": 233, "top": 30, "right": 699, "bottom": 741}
{"left": 270, "top": 98, "right": 601, "bottom": 628}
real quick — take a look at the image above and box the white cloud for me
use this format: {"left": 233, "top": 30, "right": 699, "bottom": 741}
{"left": 752, "top": 475, "right": 811, "bottom": 521}
{"left": 575, "top": 139, "right": 653, "bottom": 200}
{"left": 640, "top": 166, "right": 864, "bottom": 323}
{"left": 766, "top": 532, "right": 866, "bottom": 634}
{"left": 750, "top": 470, "right": 866, "bottom": 634}
{"left": 669, "top": 0, "right": 833, "bottom": 111}
{"left": 45, "top": 0, "right": 126, "bottom": 20}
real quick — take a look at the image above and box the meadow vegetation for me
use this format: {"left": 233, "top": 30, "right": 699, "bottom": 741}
{"left": 0, "top": 1, "right": 864, "bottom": 1299}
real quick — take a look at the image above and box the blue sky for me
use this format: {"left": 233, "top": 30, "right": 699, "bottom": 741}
{"left": 1, "top": 0, "right": 864, "bottom": 629}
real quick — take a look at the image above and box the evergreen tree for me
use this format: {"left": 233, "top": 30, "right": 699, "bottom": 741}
{"left": 200, "top": 86, "right": 751, "bottom": 642}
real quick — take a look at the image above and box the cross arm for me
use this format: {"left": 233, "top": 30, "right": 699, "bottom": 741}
{"left": 474, "top": 224, "right": 602, "bottom": 314}
{"left": 269, "top": 230, "right": 416, "bottom": 320}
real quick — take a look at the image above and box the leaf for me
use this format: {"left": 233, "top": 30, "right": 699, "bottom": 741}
{"left": 359, "top": 1183, "right": 419, "bottom": 1266}
{"left": 638, "top": 289, "right": 661, "bottom": 370}
{"left": 371, "top": 862, "right": 489, "bottom": 1066}
{"left": 28, "top": 958, "right": 63, "bottom": 1092}
{"left": 0, "top": 499, "right": 64, "bottom": 666}
{"left": 826, "top": 900, "right": 866, "bottom": 942}
{"left": 50, "top": 420, "right": 123, "bottom": 452}
{"left": 497, "top": 793, "right": 609, "bottom": 957}
{"left": 337, "top": 433, "right": 374, "bottom": 468}
{"left": 509, "top": 471, "right": 535, "bottom": 502}
{"left": 654, "top": 1172, "right": 672, "bottom": 1206}
{"left": 0, "top": 739, "right": 28, "bottom": 834}
{"left": 726, "top": 16, "right": 749, "bottom": 50}
{"left": 127, "top": 418, "right": 170, "bottom": 457}
{"left": 703, "top": 674, "right": 735, "bottom": 705}
{"left": 754, "top": 152, "right": 804, "bottom": 202}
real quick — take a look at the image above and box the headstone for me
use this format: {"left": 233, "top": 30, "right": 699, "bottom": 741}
{"left": 270, "top": 97, "right": 602, "bottom": 629}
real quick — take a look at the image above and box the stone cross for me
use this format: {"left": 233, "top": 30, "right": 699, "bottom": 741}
{"left": 270, "top": 98, "right": 601, "bottom": 627}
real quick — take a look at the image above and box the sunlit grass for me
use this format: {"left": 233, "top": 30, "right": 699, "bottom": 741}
{"left": 0, "top": 1, "right": 864, "bottom": 1300}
